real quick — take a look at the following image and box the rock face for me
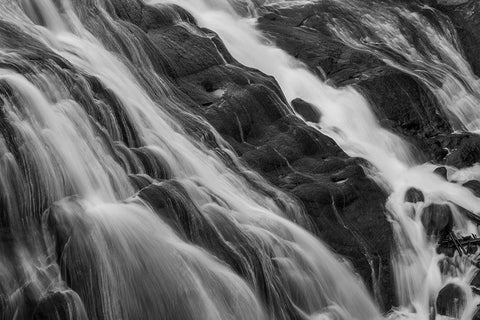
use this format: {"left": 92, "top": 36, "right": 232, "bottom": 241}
{"left": 436, "top": 283, "right": 467, "bottom": 318}
{"left": 95, "top": 0, "right": 480, "bottom": 312}
{"left": 256, "top": 0, "right": 480, "bottom": 167}
{"left": 434, "top": 1, "right": 480, "bottom": 76}
{"left": 251, "top": 0, "right": 480, "bottom": 308}
{"left": 404, "top": 188, "right": 425, "bottom": 203}
{"left": 421, "top": 204, "right": 453, "bottom": 237}
{"left": 82, "top": 0, "right": 395, "bottom": 310}
{"left": 7, "top": 0, "right": 480, "bottom": 316}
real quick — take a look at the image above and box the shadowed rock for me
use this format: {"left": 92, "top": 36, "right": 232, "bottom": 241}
{"left": 421, "top": 203, "right": 453, "bottom": 236}
{"left": 404, "top": 187, "right": 424, "bottom": 203}
{"left": 292, "top": 98, "right": 321, "bottom": 122}
{"left": 462, "top": 180, "right": 480, "bottom": 197}
{"left": 32, "top": 290, "right": 88, "bottom": 320}
{"left": 436, "top": 283, "right": 467, "bottom": 318}
{"left": 433, "top": 166, "right": 448, "bottom": 180}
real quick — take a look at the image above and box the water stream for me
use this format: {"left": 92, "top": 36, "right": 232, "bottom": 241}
{"left": 1, "top": 0, "right": 480, "bottom": 319}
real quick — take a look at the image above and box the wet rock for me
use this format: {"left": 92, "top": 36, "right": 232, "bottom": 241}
{"left": 435, "top": 1, "right": 480, "bottom": 76}
{"left": 436, "top": 0, "right": 469, "bottom": 5}
{"left": 257, "top": 3, "right": 451, "bottom": 158}
{"left": 435, "top": 283, "right": 467, "bottom": 318}
{"left": 330, "top": 164, "right": 365, "bottom": 182}
{"left": 471, "top": 271, "right": 480, "bottom": 288}
{"left": 292, "top": 183, "right": 336, "bottom": 206}
{"left": 32, "top": 290, "right": 88, "bottom": 320}
{"left": 92, "top": 3, "right": 397, "bottom": 311}
{"left": 462, "top": 180, "right": 480, "bottom": 197}
{"left": 141, "top": 4, "right": 196, "bottom": 31}
{"left": 291, "top": 98, "right": 321, "bottom": 122}
{"left": 433, "top": 166, "right": 448, "bottom": 180}
{"left": 128, "top": 174, "right": 154, "bottom": 191}
{"left": 445, "top": 134, "right": 480, "bottom": 168}
{"left": 421, "top": 203, "right": 453, "bottom": 236}
{"left": 404, "top": 187, "right": 425, "bottom": 203}
{"left": 109, "top": 0, "right": 143, "bottom": 25}
{"left": 436, "top": 245, "right": 456, "bottom": 257}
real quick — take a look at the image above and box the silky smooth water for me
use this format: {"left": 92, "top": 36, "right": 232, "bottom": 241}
{"left": 2, "top": 0, "right": 480, "bottom": 319}
{"left": 152, "top": 0, "right": 480, "bottom": 319}
{"left": 0, "top": 0, "right": 384, "bottom": 319}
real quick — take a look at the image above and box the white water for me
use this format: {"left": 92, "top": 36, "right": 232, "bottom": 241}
{"left": 149, "top": 0, "right": 480, "bottom": 319}
{"left": 328, "top": 0, "right": 480, "bottom": 133}
{"left": 2, "top": 0, "right": 480, "bottom": 318}
{"left": 0, "top": 0, "right": 385, "bottom": 319}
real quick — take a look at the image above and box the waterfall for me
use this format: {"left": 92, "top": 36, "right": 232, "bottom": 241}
{"left": 2, "top": 0, "right": 480, "bottom": 319}
{"left": 151, "top": 0, "right": 480, "bottom": 319}
{"left": 326, "top": 0, "right": 480, "bottom": 132}
{"left": 0, "top": 0, "right": 382, "bottom": 319}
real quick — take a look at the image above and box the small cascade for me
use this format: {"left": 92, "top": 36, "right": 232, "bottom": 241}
{"left": 327, "top": 0, "right": 480, "bottom": 132}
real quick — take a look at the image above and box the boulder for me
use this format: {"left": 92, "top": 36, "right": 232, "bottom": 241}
{"left": 446, "top": 134, "right": 480, "bottom": 168}
{"left": 462, "top": 179, "right": 480, "bottom": 197}
{"left": 435, "top": 283, "right": 467, "bottom": 318}
{"left": 421, "top": 203, "right": 453, "bottom": 236}
{"left": 404, "top": 187, "right": 425, "bottom": 203}
{"left": 433, "top": 167, "right": 448, "bottom": 180}
{"left": 291, "top": 98, "right": 321, "bottom": 122}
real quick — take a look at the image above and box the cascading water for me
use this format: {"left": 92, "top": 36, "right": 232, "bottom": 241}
{"left": 0, "top": 0, "right": 384, "bottom": 320}
{"left": 151, "top": 0, "right": 480, "bottom": 319}
{"left": 326, "top": 0, "right": 480, "bottom": 132}
{"left": 3, "top": 0, "right": 480, "bottom": 319}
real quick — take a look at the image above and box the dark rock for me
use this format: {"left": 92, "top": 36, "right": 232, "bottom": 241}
{"left": 330, "top": 164, "right": 365, "bottom": 182}
{"left": 436, "top": 245, "right": 456, "bottom": 257}
{"left": 433, "top": 166, "right": 448, "bottom": 180}
{"left": 404, "top": 187, "right": 425, "bottom": 203}
{"left": 435, "top": 283, "right": 467, "bottom": 318}
{"left": 291, "top": 98, "right": 321, "bottom": 122}
{"left": 88, "top": 2, "right": 397, "bottom": 311}
{"left": 292, "top": 183, "right": 336, "bottom": 205}
{"left": 463, "top": 180, "right": 480, "bottom": 197}
{"left": 147, "top": 25, "right": 225, "bottom": 78}
{"left": 128, "top": 174, "right": 155, "bottom": 191}
{"left": 446, "top": 134, "right": 480, "bottom": 168}
{"left": 471, "top": 270, "right": 480, "bottom": 288}
{"left": 141, "top": 4, "right": 196, "bottom": 31}
{"left": 108, "top": 0, "right": 144, "bottom": 25}
{"left": 421, "top": 203, "right": 453, "bottom": 236}
{"left": 435, "top": 1, "right": 480, "bottom": 76}
{"left": 32, "top": 290, "right": 88, "bottom": 320}
{"left": 257, "top": 1, "right": 455, "bottom": 165}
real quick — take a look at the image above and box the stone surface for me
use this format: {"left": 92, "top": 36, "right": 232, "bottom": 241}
{"left": 291, "top": 98, "right": 322, "bottom": 122}
{"left": 421, "top": 204, "right": 453, "bottom": 236}
{"left": 436, "top": 283, "right": 467, "bottom": 318}
{"left": 404, "top": 188, "right": 425, "bottom": 203}
{"left": 463, "top": 180, "right": 480, "bottom": 197}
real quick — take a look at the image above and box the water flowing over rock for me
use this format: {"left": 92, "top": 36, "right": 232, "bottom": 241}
{"left": 2, "top": 0, "right": 480, "bottom": 319}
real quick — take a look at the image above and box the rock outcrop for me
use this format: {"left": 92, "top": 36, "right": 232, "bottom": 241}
{"left": 85, "top": 0, "right": 396, "bottom": 310}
